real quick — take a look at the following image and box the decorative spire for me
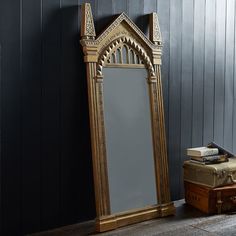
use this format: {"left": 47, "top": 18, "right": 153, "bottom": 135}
{"left": 81, "top": 3, "right": 96, "bottom": 39}
{"left": 149, "top": 13, "right": 162, "bottom": 45}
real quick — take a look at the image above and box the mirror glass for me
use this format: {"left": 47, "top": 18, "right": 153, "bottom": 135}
{"left": 103, "top": 67, "right": 157, "bottom": 214}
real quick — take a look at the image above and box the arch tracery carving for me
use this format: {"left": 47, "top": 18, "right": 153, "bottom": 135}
{"left": 97, "top": 36, "right": 156, "bottom": 78}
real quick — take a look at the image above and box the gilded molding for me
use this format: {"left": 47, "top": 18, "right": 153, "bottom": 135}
{"left": 97, "top": 36, "right": 156, "bottom": 78}
{"left": 80, "top": 3, "right": 175, "bottom": 232}
{"left": 150, "top": 13, "right": 162, "bottom": 45}
{"left": 96, "top": 13, "right": 160, "bottom": 51}
{"left": 81, "top": 3, "right": 96, "bottom": 39}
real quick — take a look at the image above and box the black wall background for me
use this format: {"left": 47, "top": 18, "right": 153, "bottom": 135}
{"left": 0, "top": 0, "right": 236, "bottom": 235}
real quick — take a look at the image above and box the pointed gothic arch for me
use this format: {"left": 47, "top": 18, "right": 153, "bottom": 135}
{"left": 97, "top": 36, "right": 156, "bottom": 78}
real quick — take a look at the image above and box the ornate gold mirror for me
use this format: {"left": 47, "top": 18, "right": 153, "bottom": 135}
{"left": 80, "top": 3, "right": 175, "bottom": 232}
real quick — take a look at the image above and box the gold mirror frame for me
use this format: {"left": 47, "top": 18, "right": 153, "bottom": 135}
{"left": 80, "top": 3, "right": 175, "bottom": 232}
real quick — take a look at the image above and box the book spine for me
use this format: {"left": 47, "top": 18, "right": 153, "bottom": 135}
{"left": 200, "top": 149, "right": 218, "bottom": 156}
{"left": 208, "top": 142, "right": 235, "bottom": 157}
{"left": 189, "top": 160, "right": 206, "bottom": 165}
{"left": 202, "top": 155, "right": 225, "bottom": 162}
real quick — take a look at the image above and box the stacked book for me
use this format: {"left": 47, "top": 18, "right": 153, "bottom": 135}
{"left": 186, "top": 145, "right": 229, "bottom": 165}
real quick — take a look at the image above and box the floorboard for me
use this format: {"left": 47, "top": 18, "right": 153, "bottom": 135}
{"left": 30, "top": 200, "right": 236, "bottom": 236}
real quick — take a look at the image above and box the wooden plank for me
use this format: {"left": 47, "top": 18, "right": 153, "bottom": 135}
{"left": 0, "top": 35, "right": 2, "bottom": 236}
{"left": 96, "top": 0, "right": 113, "bottom": 34}
{"left": 144, "top": 0, "right": 156, "bottom": 13}
{"left": 20, "top": 0, "right": 42, "bottom": 234}
{"left": 60, "top": 0, "right": 95, "bottom": 225}
{"left": 40, "top": 0, "right": 61, "bottom": 230}
{"left": 223, "top": 0, "right": 235, "bottom": 151}
{"left": 143, "top": 0, "right": 157, "bottom": 35}
{"left": 234, "top": 2, "right": 236, "bottom": 155}
{"left": 234, "top": 103, "right": 236, "bottom": 153}
{"left": 157, "top": 0, "right": 170, "bottom": 147}
{"left": 193, "top": 215, "right": 236, "bottom": 235}
{"left": 31, "top": 200, "right": 227, "bottom": 236}
{"left": 168, "top": 0, "right": 182, "bottom": 200}
{"left": 192, "top": 0, "right": 205, "bottom": 146}
{"left": 214, "top": 0, "right": 226, "bottom": 145}
{"left": 127, "top": 0, "right": 144, "bottom": 32}
{"left": 112, "top": 0, "right": 127, "bottom": 15}
{"left": 60, "top": 0, "right": 79, "bottom": 226}
{"left": 0, "top": 0, "right": 21, "bottom": 235}
{"left": 180, "top": 0, "right": 194, "bottom": 197}
{"left": 203, "top": 0, "right": 216, "bottom": 145}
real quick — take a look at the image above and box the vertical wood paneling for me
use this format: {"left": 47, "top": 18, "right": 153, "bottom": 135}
{"left": 234, "top": 96, "right": 236, "bottom": 153}
{"left": 97, "top": 0, "right": 112, "bottom": 33}
{"left": 112, "top": 0, "right": 127, "bottom": 14}
{"left": 21, "top": 0, "right": 41, "bottom": 233}
{"left": 168, "top": 0, "right": 182, "bottom": 200}
{"left": 214, "top": 0, "right": 226, "bottom": 144}
{"left": 0, "top": 5, "right": 3, "bottom": 235}
{"left": 234, "top": 100, "right": 236, "bottom": 153}
{"left": 192, "top": 0, "right": 205, "bottom": 146}
{"left": 234, "top": 3, "right": 236, "bottom": 154}
{"left": 0, "top": 42, "right": 2, "bottom": 236}
{"left": 234, "top": 115, "right": 236, "bottom": 152}
{"left": 41, "top": 0, "right": 61, "bottom": 230}
{"left": 143, "top": 0, "right": 157, "bottom": 35}
{"left": 180, "top": 0, "right": 194, "bottom": 196}
{"left": 224, "top": 0, "right": 235, "bottom": 151}
{"left": 60, "top": 0, "right": 95, "bottom": 225}
{"left": 60, "top": 0, "right": 80, "bottom": 225}
{"left": 0, "top": 0, "right": 21, "bottom": 235}
{"left": 203, "top": 0, "right": 216, "bottom": 145}
{"left": 128, "top": 0, "right": 144, "bottom": 31}
{"left": 144, "top": 0, "right": 156, "bottom": 14}
{"left": 157, "top": 0, "right": 170, "bottom": 143}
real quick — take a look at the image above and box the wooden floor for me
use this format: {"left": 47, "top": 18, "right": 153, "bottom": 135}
{"left": 31, "top": 200, "right": 236, "bottom": 236}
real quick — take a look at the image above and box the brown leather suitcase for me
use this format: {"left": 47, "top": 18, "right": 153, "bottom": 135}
{"left": 184, "top": 181, "right": 236, "bottom": 214}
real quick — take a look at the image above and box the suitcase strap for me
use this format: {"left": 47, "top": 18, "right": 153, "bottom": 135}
{"left": 216, "top": 192, "right": 223, "bottom": 214}
{"left": 216, "top": 188, "right": 236, "bottom": 214}
{"left": 228, "top": 174, "right": 236, "bottom": 184}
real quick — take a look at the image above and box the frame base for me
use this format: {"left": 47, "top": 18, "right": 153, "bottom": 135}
{"left": 95, "top": 202, "right": 176, "bottom": 232}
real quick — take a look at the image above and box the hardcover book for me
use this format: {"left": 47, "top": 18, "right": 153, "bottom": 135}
{"left": 186, "top": 146, "right": 218, "bottom": 157}
{"left": 207, "top": 142, "right": 235, "bottom": 157}
{"left": 190, "top": 154, "right": 228, "bottom": 164}
{"left": 191, "top": 154, "right": 228, "bottom": 162}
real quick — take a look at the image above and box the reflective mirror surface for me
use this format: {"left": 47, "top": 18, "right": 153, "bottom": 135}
{"left": 103, "top": 67, "right": 157, "bottom": 214}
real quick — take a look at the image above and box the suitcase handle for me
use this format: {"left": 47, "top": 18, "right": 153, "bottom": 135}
{"left": 230, "top": 196, "right": 236, "bottom": 204}
{"left": 228, "top": 174, "right": 236, "bottom": 184}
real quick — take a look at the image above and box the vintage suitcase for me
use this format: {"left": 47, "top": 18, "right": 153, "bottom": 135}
{"left": 184, "top": 181, "right": 236, "bottom": 214}
{"left": 183, "top": 158, "right": 236, "bottom": 188}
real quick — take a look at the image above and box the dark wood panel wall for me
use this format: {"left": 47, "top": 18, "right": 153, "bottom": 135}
{"left": 0, "top": 0, "right": 236, "bottom": 235}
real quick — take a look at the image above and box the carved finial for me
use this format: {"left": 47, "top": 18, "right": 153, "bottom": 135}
{"left": 149, "top": 13, "right": 162, "bottom": 45}
{"left": 81, "top": 3, "right": 96, "bottom": 39}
